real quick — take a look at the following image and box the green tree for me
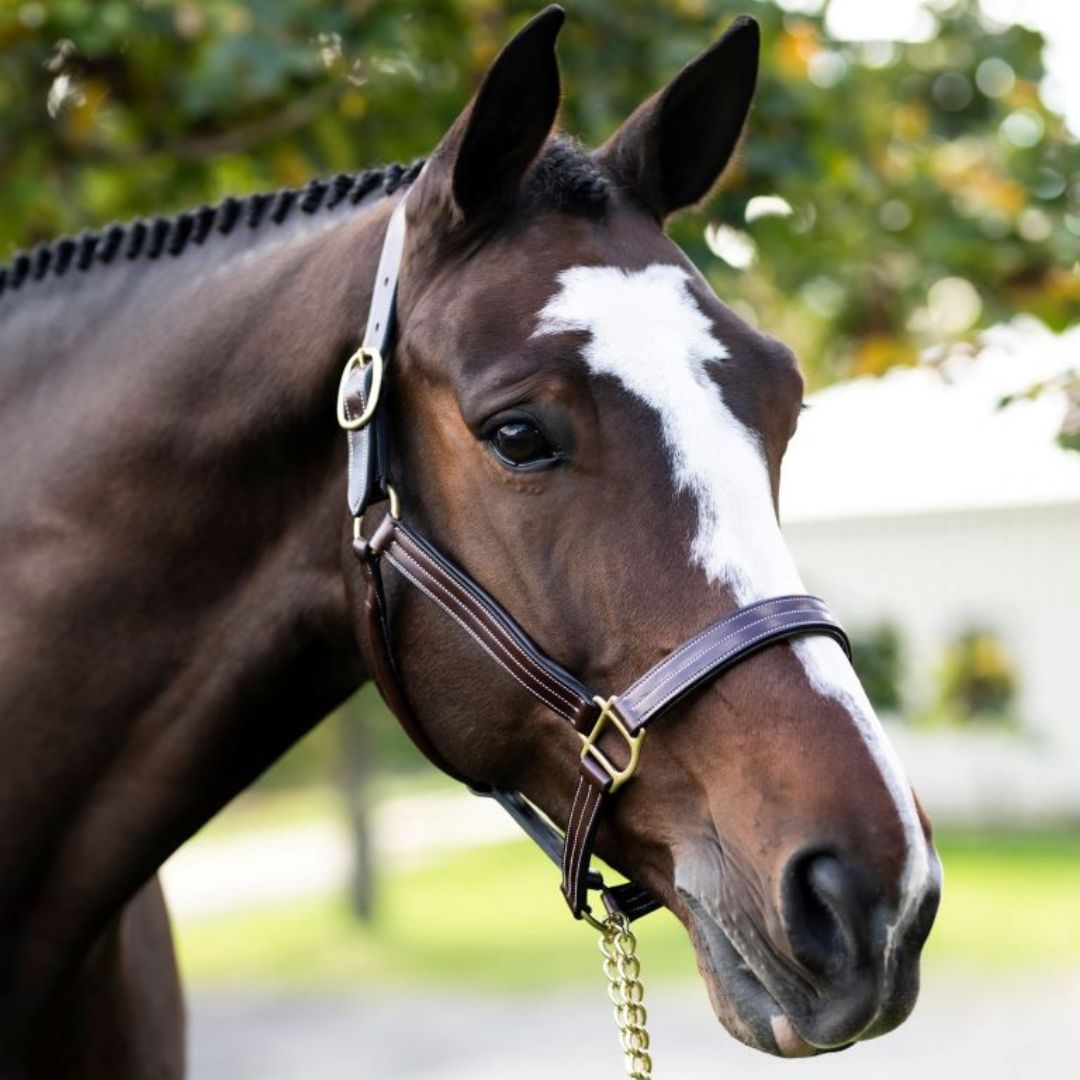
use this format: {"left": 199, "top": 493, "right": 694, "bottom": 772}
{"left": 925, "top": 626, "right": 1020, "bottom": 729}
{"left": 1, "top": 0, "right": 1077, "bottom": 390}
{"left": 849, "top": 621, "right": 906, "bottom": 714}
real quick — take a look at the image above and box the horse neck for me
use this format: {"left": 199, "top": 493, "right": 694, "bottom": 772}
{"left": 0, "top": 191, "right": 391, "bottom": 1017}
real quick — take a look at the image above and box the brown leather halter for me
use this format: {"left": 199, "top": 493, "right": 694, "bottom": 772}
{"left": 339, "top": 186, "right": 851, "bottom": 927}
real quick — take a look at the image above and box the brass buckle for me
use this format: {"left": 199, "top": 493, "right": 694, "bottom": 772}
{"left": 336, "top": 346, "right": 384, "bottom": 431}
{"left": 579, "top": 696, "right": 644, "bottom": 793}
{"left": 352, "top": 484, "right": 401, "bottom": 540}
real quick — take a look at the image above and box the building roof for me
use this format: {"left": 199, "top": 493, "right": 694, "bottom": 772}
{"left": 781, "top": 320, "right": 1080, "bottom": 523}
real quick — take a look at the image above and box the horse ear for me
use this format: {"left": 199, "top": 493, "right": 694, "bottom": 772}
{"left": 597, "top": 15, "right": 759, "bottom": 220}
{"left": 422, "top": 6, "right": 564, "bottom": 223}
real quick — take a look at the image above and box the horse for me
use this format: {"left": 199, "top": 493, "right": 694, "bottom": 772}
{"left": 0, "top": 7, "right": 940, "bottom": 1075}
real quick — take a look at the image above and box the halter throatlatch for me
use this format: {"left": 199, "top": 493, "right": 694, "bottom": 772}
{"left": 338, "top": 186, "right": 851, "bottom": 1074}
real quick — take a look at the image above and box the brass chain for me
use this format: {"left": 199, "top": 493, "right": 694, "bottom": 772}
{"left": 598, "top": 912, "right": 654, "bottom": 1079}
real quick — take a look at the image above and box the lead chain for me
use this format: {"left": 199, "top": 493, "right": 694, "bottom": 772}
{"left": 598, "top": 912, "right": 653, "bottom": 1079}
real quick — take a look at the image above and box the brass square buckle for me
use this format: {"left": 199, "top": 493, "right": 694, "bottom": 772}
{"left": 579, "top": 696, "right": 644, "bottom": 792}
{"left": 336, "top": 346, "right": 384, "bottom": 431}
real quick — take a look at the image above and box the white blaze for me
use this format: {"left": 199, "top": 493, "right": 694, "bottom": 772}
{"left": 534, "top": 263, "right": 931, "bottom": 935}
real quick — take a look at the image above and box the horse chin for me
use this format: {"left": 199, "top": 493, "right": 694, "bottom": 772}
{"left": 679, "top": 889, "right": 826, "bottom": 1058}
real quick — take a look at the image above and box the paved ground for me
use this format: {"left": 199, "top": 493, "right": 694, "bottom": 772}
{"left": 189, "top": 971, "right": 1080, "bottom": 1079}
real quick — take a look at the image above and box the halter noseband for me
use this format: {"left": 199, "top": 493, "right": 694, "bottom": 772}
{"left": 339, "top": 187, "right": 850, "bottom": 926}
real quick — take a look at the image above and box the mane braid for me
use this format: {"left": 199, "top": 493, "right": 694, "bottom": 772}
{"left": 0, "top": 159, "right": 425, "bottom": 300}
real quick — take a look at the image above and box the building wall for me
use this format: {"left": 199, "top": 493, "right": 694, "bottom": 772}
{"left": 783, "top": 501, "right": 1080, "bottom": 824}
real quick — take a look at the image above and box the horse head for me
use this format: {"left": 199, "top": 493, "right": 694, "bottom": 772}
{"left": 348, "top": 7, "right": 941, "bottom": 1058}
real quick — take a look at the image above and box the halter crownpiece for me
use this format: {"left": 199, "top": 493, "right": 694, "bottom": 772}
{"left": 339, "top": 182, "right": 851, "bottom": 925}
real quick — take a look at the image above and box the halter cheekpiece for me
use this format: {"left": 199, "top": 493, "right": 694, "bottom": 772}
{"left": 339, "top": 185, "right": 851, "bottom": 927}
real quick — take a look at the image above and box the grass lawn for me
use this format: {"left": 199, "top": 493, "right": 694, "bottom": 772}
{"left": 925, "top": 829, "right": 1080, "bottom": 968}
{"left": 174, "top": 820, "right": 1080, "bottom": 991}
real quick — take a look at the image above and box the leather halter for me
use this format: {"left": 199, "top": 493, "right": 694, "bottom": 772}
{"left": 340, "top": 186, "right": 851, "bottom": 926}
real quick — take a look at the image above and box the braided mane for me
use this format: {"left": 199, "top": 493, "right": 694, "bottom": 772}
{"left": 0, "top": 160, "right": 425, "bottom": 300}
{"left": 0, "top": 139, "right": 609, "bottom": 301}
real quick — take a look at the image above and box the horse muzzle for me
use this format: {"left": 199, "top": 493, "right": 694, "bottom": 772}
{"left": 676, "top": 843, "right": 943, "bottom": 1057}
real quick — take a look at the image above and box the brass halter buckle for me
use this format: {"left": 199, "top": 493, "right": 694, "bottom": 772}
{"left": 352, "top": 483, "right": 401, "bottom": 541}
{"left": 336, "top": 346, "right": 384, "bottom": 430}
{"left": 580, "top": 696, "right": 645, "bottom": 792}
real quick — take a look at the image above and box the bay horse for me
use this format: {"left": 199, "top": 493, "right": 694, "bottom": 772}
{"left": 0, "top": 8, "right": 940, "bottom": 1076}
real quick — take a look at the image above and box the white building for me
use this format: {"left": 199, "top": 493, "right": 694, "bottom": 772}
{"left": 781, "top": 320, "right": 1080, "bottom": 825}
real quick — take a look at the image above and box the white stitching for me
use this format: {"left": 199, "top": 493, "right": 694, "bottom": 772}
{"left": 562, "top": 778, "right": 588, "bottom": 882}
{"left": 617, "top": 596, "right": 812, "bottom": 695}
{"left": 640, "top": 613, "right": 840, "bottom": 719}
{"left": 565, "top": 778, "right": 601, "bottom": 897}
{"left": 624, "top": 893, "right": 657, "bottom": 917}
{"left": 628, "top": 603, "right": 828, "bottom": 712}
{"left": 344, "top": 370, "right": 370, "bottom": 515}
{"left": 384, "top": 549, "right": 577, "bottom": 722}
{"left": 344, "top": 380, "right": 356, "bottom": 506}
{"left": 566, "top": 777, "right": 603, "bottom": 899}
{"left": 390, "top": 535, "right": 583, "bottom": 715}
{"left": 389, "top": 540, "right": 581, "bottom": 716}
{"left": 571, "top": 796, "right": 599, "bottom": 893}
{"left": 392, "top": 534, "right": 582, "bottom": 711}
{"left": 383, "top": 551, "right": 578, "bottom": 723}
{"left": 564, "top": 780, "right": 589, "bottom": 892}
{"left": 569, "top": 789, "right": 602, "bottom": 901}
{"left": 622, "top": 596, "right": 820, "bottom": 704}
{"left": 621, "top": 595, "right": 814, "bottom": 699}
{"left": 634, "top": 610, "right": 837, "bottom": 715}
{"left": 385, "top": 546, "right": 581, "bottom": 723}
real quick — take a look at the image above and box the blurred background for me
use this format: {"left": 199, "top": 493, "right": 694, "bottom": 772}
{"left": 2, "top": 0, "right": 1078, "bottom": 1076}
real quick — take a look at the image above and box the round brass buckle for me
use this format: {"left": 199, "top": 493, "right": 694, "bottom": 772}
{"left": 336, "top": 346, "right": 384, "bottom": 431}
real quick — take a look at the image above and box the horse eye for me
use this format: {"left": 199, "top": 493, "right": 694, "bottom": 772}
{"left": 489, "top": 420, "right": 559, "bottom": 468}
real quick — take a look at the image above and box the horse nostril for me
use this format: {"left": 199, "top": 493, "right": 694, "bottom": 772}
{"left": 782, "top": 850, "right": 874, "bottom": 978}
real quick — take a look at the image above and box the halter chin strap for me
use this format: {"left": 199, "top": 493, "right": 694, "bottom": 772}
{"left": 340, "top": 186, "right": 851, "bottom": 925}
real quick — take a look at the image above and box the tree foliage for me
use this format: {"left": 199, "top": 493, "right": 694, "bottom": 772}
{"left": 1, "top": 0, "right": 1077, "bottom": 386}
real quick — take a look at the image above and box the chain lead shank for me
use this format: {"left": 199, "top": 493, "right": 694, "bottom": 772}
{"left": 598, "top": 913, "right": 654, "bottom": 1079}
